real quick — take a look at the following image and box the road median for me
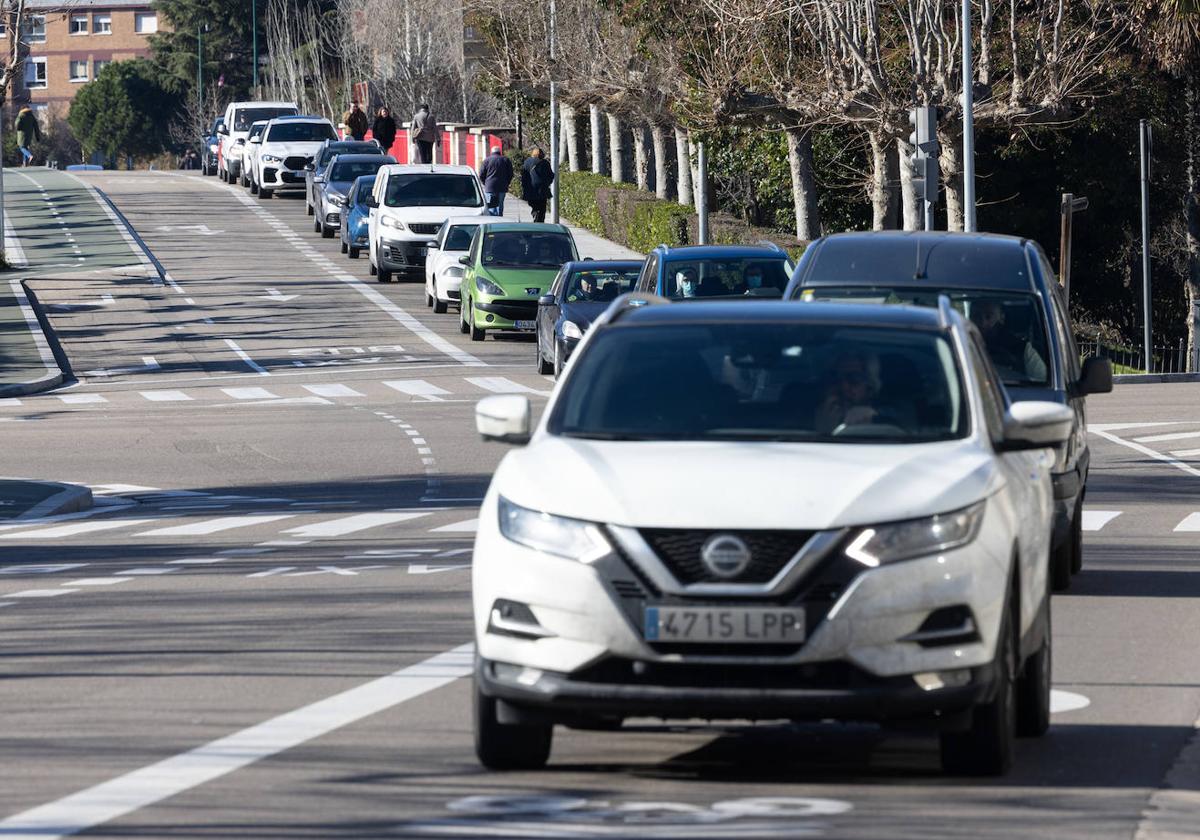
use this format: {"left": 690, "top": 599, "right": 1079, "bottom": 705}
{"left": 0, "top": 477, "right": 92, "bottom": 520}
{"left": 0, "top": 275, "right": 67, "bottom": 397}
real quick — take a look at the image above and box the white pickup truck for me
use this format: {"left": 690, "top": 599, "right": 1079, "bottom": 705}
{"left": 216, "top": 100, "right": 298, "bottom": 184}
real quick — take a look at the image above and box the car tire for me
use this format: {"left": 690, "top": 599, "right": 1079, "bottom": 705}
{"left": 340, "top": 240, "right": 348, "bottom": 254}
{"left": 1069, "top": 498, "right": 1084, "bottom": 575}
{"left": 468, "top": 301, "right": 486, "bottom": 341}
{"left": 259, "top": 188, "right": 273, "bottom": 200}
{"left": 553, "top": 342, "right": 564, "bottom": 378}
{"left": 433, "top": 297, "right": 448, "bottom": 314}
{"left": 321, "top": 224, "right": 334, "bottom": 239}
{"left": 536, "top": 334, "right": 553, "bottom": 375}
{"left": 459, "top": 304, "right": 470, "bottom": 334}
{"left": 473, "top": 682, "right": 552, "bottom": 771}
{"left": 349, "top": 246, "right": 361, "bottom": 259}
{"left": 426, "top": 289, "right": 434, "bottom": 307}
{"left": 306, "top": 201, "right": 314, "bottom": 217}
{"left": 377, "top": 251, "right": 393, "bottom": 283}
{"left": 314, "top": 218, "right": 322, "bottom": 234}
{"left": 1016, "top": 594, "right": 1052, "bottom": 738}
{"left": 1050, "top": 529, "right": 1072, "bottom": 592}
{"left": 940, "top": 592, "right": 1017, "bottom": 776}
{"left": 250, "top": 180, "right": 259, "bottom": 195}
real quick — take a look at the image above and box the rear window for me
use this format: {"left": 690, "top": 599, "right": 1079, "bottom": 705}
{"left": 482, "top": 231, "right": 577, "bottom": 268}
{"left": 564, "top": 267, "right": 639, "bottom": 302}
{"left": 806, "top": 239, "right": 1030, "bottom": 287}
{"left": 665, "top": 258, "right": 789, "bottom": 299}
{"left": 233, "top": 107, "right": 296, "bottom": 131}
{"left": 266, "top": 122, "right": 337, "bottom": 142}
{"left": 445, "top": 224, "right": 479, "bottom": 251}
{"left": 384, "top": 174, "right": 482, "bottom": 208}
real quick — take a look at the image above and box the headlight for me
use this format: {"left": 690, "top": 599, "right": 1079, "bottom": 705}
{"left": 445, "top": 265, "right": 465, "bottom": 278}
{"left": 845, "top": 502, "right": 985, "bottom": 568}
{"left": 329, "top": 193, "right": 346, "bottom": 207}
{"left": 476, "top": 276, "right": 505, "bottom": 296}
{"left": 381, "top": 215, "right": 406, "bottom": 230}
{"left": 562, "top": 320, "right": 584, "bottom": 340}
{"left": 208, "top": 143, "right": 218, "bottom": 153}
{"left": 261, "top": 154, "right": 282, "bottom": 163}
{"left": 498, "top": 497, "right": 610, "bottom": 561}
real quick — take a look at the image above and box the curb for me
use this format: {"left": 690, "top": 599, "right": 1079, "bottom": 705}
{"left": 3, "top": 479, "right": 93, "bottom": 520}
{"left": 0, "top": 276, "right": 67, "bottom": 397}
{"left": 1114, "top": 373, "right": 1200, "bottom": 384}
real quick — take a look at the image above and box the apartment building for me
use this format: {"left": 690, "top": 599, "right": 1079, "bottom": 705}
{"left": 9, "top": 0, "right": 164, "bottom": 116}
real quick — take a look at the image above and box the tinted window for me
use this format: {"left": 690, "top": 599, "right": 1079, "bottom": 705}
{"left": 806, "top": 239, "right": 1031, "bottom": 288}
{"left": 564, "top": 268, "right": 639, "bottom": 302}
{"left": 331, "top": 160, "right": 388, "bottom": 181}
{"left": 384, "top": 174, "right": 482, "bottom": 208}
{"left": 802, "top": 287, "right": 1050, "bottom": 387}
{"left": 482, "top": 231, "right": 576, "bottom": 268}
{"left": 550, "top": 322, "right": 966, "bottom": 443}
{"left": 445, "top": 224, "right": 478, "bottom": 251}
{"left": 233, "top": 107, "right": 296, "bottom": 131}
{"left": 266, "top": 122, "right": 337, "bottom": 142}
{"left": 664, "top": 258, "right": 789, "bottom": 298}
{"left": 321, "top": 142, "right": 380, "bottom": 165}
{"left": 351, "top": 177, "right": 376, "bottom": 206}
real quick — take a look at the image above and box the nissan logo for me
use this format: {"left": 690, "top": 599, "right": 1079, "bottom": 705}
{"left": 700, "top": 534, "right": 752, "bottom": 579}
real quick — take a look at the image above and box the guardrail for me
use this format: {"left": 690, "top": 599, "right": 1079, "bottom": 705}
{"left": 1077, "top": 337, "right": 1190, "bottom": 374}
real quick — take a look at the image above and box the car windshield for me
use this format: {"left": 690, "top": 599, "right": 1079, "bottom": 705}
{"left": 320, "top": 142, "right": 378, "bottom": 166}
{"left": 330, "top": 160, "right": 388, "bottom": 182}
{"left": 482, "top": 231, "right": 576, "bottom": 268}
{"left": 247, "top": 124, "right": 266, "bottom": 140}
{"left": 384, "top": 174, "right": 483, "bottom": 208}
{"left": 549, "top": 322, "right": 967, "bottom": 443}
{"left": 801, "top": 287, "right": 1050, "bottom": 387}
{"left": 665, "top": 258, "right": 790, "bottom": 299}
{"left": 564, "top": 268, "right": 640, "bottom": 303}
{"left": 233, "top": 107, "right": 295, "bottom": 131}
{"left": 266, "top": 122, "right": 337, "bottom": 142}
{"left": 445, "top": 224, "right": 479, "bottom": 251}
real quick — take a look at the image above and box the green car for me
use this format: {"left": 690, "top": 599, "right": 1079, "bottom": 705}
{"left": 459, "top": 223, "right": 579, "bottom": 341}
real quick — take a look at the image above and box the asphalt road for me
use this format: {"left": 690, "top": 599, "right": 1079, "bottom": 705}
{"left": 2, "top": 170, "right": 1199, "bottom": 839}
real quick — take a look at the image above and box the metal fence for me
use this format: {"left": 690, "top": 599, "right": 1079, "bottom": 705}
{"left": 1076, "top": 337, "right": 1191, "bottom": 374}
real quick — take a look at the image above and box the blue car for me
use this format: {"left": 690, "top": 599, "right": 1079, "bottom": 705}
{"left": 535, "top": 260, "right": 643, "bottom": 375}
{"left": 340, "top": 174, "right": 377, "bottom": 259}
{"left": 633, "top": 243, "right": 793, "bottom": 299}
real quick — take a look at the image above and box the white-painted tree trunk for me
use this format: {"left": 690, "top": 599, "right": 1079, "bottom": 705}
{"left": 562, "top": 103, "right": 581, "bottom": 173}
{"left": 868, "top": 130, "right": 899, "bottom": 230}
{"left": 688, "top": 134, "right": 700, "bottom": 208}
{"left": 558, "top": 103, "right": 572, "bottom": 171}
{"left": 785, "top": 128, "right": 820, "bottom": 240}
{"left": 651, "top": 123, "right": 671, "bottom": 200}
{"left": 897, "top": 137, "right": 919, "bottom": 231}
{"left": 633, "top": 125, "right": 650, "bottom": 191}
{"left": 675, "top": 126, "right": 692, "bottom": 206}
{"left": 589, "top": 104, "right": 604, "bottom": 175}
{"left": 607, "top": 112, "right": 625, "bottom": 184}
{"left": 940, "top": 132, "right": 964, "bottom": 231}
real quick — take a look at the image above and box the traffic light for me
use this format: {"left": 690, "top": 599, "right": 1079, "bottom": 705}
{"left": 909, "top": 106, "right": 940, "bottom": 230}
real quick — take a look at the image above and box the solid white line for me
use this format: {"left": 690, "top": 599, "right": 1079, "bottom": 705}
{"left": 281, "top": 512, "right": 431, "bottom": 538}
{"left": 58, "top": 394, "right": 108, "bottom": 404}
{"left": 1091, "top": 429, "right": 1200, "bottom": 480}
{"left": 1088, "top": 422, "right": 1187, "bottom": 433}
{"left": 7, "top": 588, "right": 80, "bottom": 598}
{"left": 0, "top": 519, "right": 157, "bottom": 540}
{"left": 384, "top": 380, "right": 450, "bottom": 401}
{"left": 117, "top": 567, "right": 180, "bottom": 575}
{"left": 139, "top": 390, "right": 193, "bottom": 402}
{"left": 464, "top": 376, "right": 551, "bottom": 397}
{"left": 1174, "top": 513, "right": 1200, "bottom": 532}
{"left": 1133, "top": 430, "right": 1200, "bottom": 444}
{"left": 429, "top": 518, "right": 479, "bottom": 533}
{"left": 1081, "top": 510, "right": 1122, "bottom": 532}
{"left": 0, "top": 645, "right": 474, "bottom": 839}
{"left": 3, "top": 207, "right": 28, "bottom": 266}
{"left": 67, "top": 578, "right": 133, "bottom": 586}
{"left": 302, "top": 384, "right": 364, "bottom": 398}
{"left": 223, "top": 339, "right": 270, "bottom": 376}
{"left": 1171, "top": 447, "right": 1200, "bottom": 458}
{"left": 221, "top": 387, "right": 277, "bottom": 400}
{"left": 134, "top": 514, "right": 294, "bottom": 537}
{"left": 8, "top": 278, "right": 58, "bottom": 371}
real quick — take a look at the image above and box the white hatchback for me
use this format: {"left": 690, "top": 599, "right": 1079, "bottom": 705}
{"left": 471, "top": 296, "right": 1072, "bottom": 776}
{"left": 424, "top": 216, "right": 504, "bottom": 313}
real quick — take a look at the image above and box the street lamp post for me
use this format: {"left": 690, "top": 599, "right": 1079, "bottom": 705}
{"left": 197, "top": 25, "right": 204, "bottom": 165}
{"left": 961, "top": 0, "right": 976, "bottom": 232}
{"left": 548, "top": 0, "right": 559, "bottom": 224}
{"left": 252, "top": 0, "right": 258, "bottom": 91}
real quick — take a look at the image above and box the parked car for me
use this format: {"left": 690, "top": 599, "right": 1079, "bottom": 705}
{"left": 472, "top": 294, "right": 1071, "bottom": 776}
{"left": 634, "top": 243, "right": 793, "bottom": 299}
{"left": 240, "top": 120, "right": 270, "bottom": 191}
{"left": 217, "top": 100, "right": 298, "bottom": 183}
{"left": 202, "top": 117, "right": 224, "bottom": 176}
{"left": 366, "top": 164, "right": 488, "bottom": 283}
{"left": 339, "top": 175, "right": 376, "bottom": 259}
{"left": 785, "top": 231, "right": 1113, "bottom": 591}
{"left": 424, "top": 216, "right": 504, "bottom": 314}
{"left": 535, "top": 260, "right": 643, "bottom": 375}
{"left": 312, "top": 153, "right": 395, "bottom": 238}
{"left": 458, "top": 223, "right": 579, "bottom": 341}
{"left": 249, "top": 116, "right": 338, "bottom": 200}
{"left": 305, "top": 139, "right": 384, "bottom": 216}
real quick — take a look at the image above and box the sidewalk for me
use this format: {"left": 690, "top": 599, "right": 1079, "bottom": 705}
{"left": 499, "top": 195, "right": 642, "bottom": 260}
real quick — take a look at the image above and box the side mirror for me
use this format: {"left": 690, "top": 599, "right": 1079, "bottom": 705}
{"left": 458, "top": 255, "right": 471, "bottom": 266}
{"left": 218, "top": 125, "right": 229, "bottom": 135}
{"left": 476, "top": 395, "right": 531, "bottom": 444}
{"left": 427, "top": 241, "right": 439, "bottom": 250}
{"left": 538, "top": 294, "right": 556, "bottom": 306}
{"left": 248, "top": 136, "right": 261, "bottom": 145}
{"left": 364, "top": 195, "right": 378, "bottom": 208}
{"left": 999, "top": 401, "right": 1074, "bottom": 451}
{"left": 1076, "top": 357, "right": 1113, "bottom": 396}
{"left": 235, "top": 138, "right": 246, "bottom": 145}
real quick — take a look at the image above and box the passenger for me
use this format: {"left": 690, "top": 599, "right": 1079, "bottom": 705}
{"left": 814, "top": 352, "right": 880, "bottom": 434}
{"left": 971, "top": 299, "right": 1048, "bottom": 382}
{"left": 674, "top": 267, "right": 698, "bottom": 298}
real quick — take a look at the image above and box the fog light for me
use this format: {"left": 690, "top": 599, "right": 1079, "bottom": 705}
{"left": 493, "top": 662, "right": 545, "bottom": 686}
{"left": 486, "top": 314, "right": 495, "bottom": 323}
{"left": 913, "top": 670, "right": 971, "bottom": 691}
{"left": 488, "top": 598, "right": 554, "bottom": 639}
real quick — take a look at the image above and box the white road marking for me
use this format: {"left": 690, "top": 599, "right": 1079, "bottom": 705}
{"left": 302, "top": 383, "right": 363, "bottom": 398}
{"left": 0, "top": 645, "right": 473, "bottom": 839}
{"left": 1090, "top": 428, "right": 1200, "bottom": 481}
{"left": 0, "top": 398, "right": 22, "bottom": 407}
{"left": 1081, "top": 510, "right": 1122, "bottom": 532}
{"left": 58, "top": 394, "right": 108, "bottom": 404}
{"left": 1134, "top": 430, "right": 1200, "bottom": 443}
{"left": 282, "top": 512, "right": 431, "bottom": 538}
{"left": 118, "top": 567, "right": 180, "bottom": 576}
{"left": 0, "top": 563, "right": 89, "bottom": 575}
{"left": 246, "top": 566, "right": 296, "bottom": 578}
{"left": 223, "top": 339, "right": 270, "bottom": 376}
{"left": 430, "top": 518, "right": 479, "bottom": 533}
{"left": 1050, "top": 689, "right": 1091, "bottom": 713}
{"left": 140, "top": 390, "right": 193, "bottom": 402}
{"left": 1174, "top": 513, "right": 1200, "bottom": 532}
{"left": 1170, "top": 447, "right": 1200, "bottom": 458}
{"left": 133, "top": 514, "right": 294, "bottom": 537}
{"left": 285, "top": 565, "right": 386, "bottom": 577}
{"left": 67, "top": 578, "right": 133, "bottom": 586}
{"left": 167, "top": 558, "right": 224, "bottom": 565}
{"left": 257, "top": 539, "right": 312, "bottom": 546}
{"left": 465, "top": 376, "right": 551, "bottom": 397}
{"left": 408, "top": 564, "right": 470, "bottom": 574}
{"left": 221, "top": 387, "right": 278, "bottom": 400}
{"left": 1088, "top": 422, "right": 1187, "bottom": 433}
{"left": 6, "top": 588, "right": 80, "bottom": 598}
{"left": 384, "top": 380, "right": 450, "bottom": 401}
{"left": 0, "top": 519, "right": 157, "bottom": 540}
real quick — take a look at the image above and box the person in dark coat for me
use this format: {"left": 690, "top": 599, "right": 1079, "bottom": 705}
{"left": 411, "top": 103, "right": 440, "bottom": 163}
{"left": 15, "top": 106, "right": 41, "bottom": 167}
{"left": 371, "top": 107, "right": 397, "bottom": 153}
{"left": 343, "top": 102, "right": 369, "bottom": 141}
{"left": 520, "top": 147, "right": 554, "bottom": 223}
{"left": 478, "top": 145, "right": 514, "bottom": 217}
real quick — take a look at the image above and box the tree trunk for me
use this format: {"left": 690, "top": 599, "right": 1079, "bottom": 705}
{"left": 632, "top": 125, "right": 650, "bottom": 190}
{"left": 675, "top": 126, "right": 693, "bottom": 206}
{"left": 559, "top": 103, "right": 572, "bottom": 171}
{"left": 607, "top": 112, "right": 625, "bottom": 184}
{"left": 898, "top": 137, "right": 919, "bottom": 231}
{"left": 589, "top": 104, "right": 605, "bottom": 175}
{"left": 688, "top": 134, "right": 701, "bottom": 208}
{"left": 1186, "top": 72, "right": 1200, "bottom": 371}
{"left": 941, "top": 131, "right": 964, "bottom": 232}
{"left": 868, "top": 130, "right": 898, "bottom": 231}
{"left": 651, "top": 123, "right": 671, "bottom": 200}
{"left": 563, "top": 103, "right": 581, "bottom": 172}
{"left": 785, "top": 128, "right": 820, "bottom": 240}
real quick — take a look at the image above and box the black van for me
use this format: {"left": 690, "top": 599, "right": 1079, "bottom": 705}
{"left": 784, "top": 231, "right": 1112, "bottom": 591}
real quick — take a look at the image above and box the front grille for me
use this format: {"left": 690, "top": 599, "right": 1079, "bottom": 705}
{"left": 284, "top": 155, "right": 310, "bottom": 170}
{"left": 447, "top": 289, "right": 461, "bottom": 300}
{"left": 571, "top": 657, "right": 881, "bottom": 690}
{"left": 639, "top": 529, "right": 815, "bottom": 584}
{"left": 409, "top": 223, "right": 441, "bottom": 235}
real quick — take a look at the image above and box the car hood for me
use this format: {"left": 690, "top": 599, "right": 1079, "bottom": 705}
{"left": 495, "top": 437, "right": 998, "bottom": 530}
{"left": 380, "top": 207, "right": 486, "bottom": 224}
{"left": 326, "top": 180, "right": 353, "bottom": 195}
{"left": 558, "top": 301, "right": 609, "bottom": 328}
{"left": 262, "top": 141, "right": 325, "bottom": 157}
{"left": 482, "top": 266, "right": 562, "bottom": 294}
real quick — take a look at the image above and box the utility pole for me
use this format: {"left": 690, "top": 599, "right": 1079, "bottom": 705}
{"left": 1140, "top": 119, "right": 1152, "bottom": 373}
{"left": 908, "top": 106, "right": 939, "bottom": 231}
{"left": 697, "top": 141, "right": 709, "bottom": 244}
{"left": 252, "top": 0, "right": 258, "bottom": 91}
{"left": 961, "top": 0, "right": 976, "bottom": 232}
{"left": 1058, "top": 192, "right": 1088, "bottom": 305}
{"left": 197, "top": 25, "right": 204, "bottom": 163}
{"left": 548, "top": 0, "right": 559, "bottom": 224}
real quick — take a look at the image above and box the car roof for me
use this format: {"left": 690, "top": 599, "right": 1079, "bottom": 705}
{"left": 378, "top": 163, "right": 478, "bottom": 176}
{"left": 798, "top": 231, "right": 1036, "bottom": 292}
{"left": 350, "top": 174, "right": 378, "bottom": 185}
{"left": 479, "top": 222, "right": 572, "bottom": 233}
{"left": 229, "top": 101, "right": 297, "bottom": 109}
{"left": 271, "top": 114, "right": 329, "bottom": 122}
{"left": 614, "top": 300, "right": 947, "bottom": 330}
{"left": 325, "top": 140, "right": 378, "bottom": 148}
{"left": 444, "top": 216, "right": 504, "bottom": 227}
{"left": 561, "top": 260, "right": 643, "bottom": 270}
{"left": 328, "top": 154, "right": 394, "bottom": 164}
{"left": 658, "top": 244, "right": 788, "bottom": 260}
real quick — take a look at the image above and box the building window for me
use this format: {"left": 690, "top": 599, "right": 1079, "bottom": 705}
{"left": 94, "top": 59, "right": 111, "bottom": 76}
{"left": 22, "top": 15, "right": 46, "bottom": 43}
{"left": 69, "top": 59, "right": 89, "bottom": 82}
{"left": 134, "top": 13, "right": 157, "bottom": 33}
{"left": 25, "top": 57, "right": 47, "bottom": 89}
{"left": 93, "top": 14, "right": 112, "bottom": 34}
{"left": 70, "top": 14, "right": 88, "bottom": 34}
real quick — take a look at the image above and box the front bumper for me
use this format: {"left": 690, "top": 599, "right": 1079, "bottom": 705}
{"left": 261, "top": 167, "right": 306, "bottom": 190}
{"left": 379, "top": 238, "right": 434, "bottom": 271}
{"left": 473, "top": 298, "right": 538, "bottom": 329}
{"left": 557, "top": 334, "right": 582, "bottom": 363}
{"left": 435, "top": 272, "right": 464, "bottom": 301}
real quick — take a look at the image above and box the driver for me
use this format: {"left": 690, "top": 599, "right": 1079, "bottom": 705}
{"left": 971, "top": 299, "right": 1048, "bottom": 382}
{"left": 814, "top": 352, "right": 880, "bottom": 434}
{"left": 674, "top": 267, "right": 699, "bottom": 298}
{"left": 576, "top": 274, "right": 598, "bottom": 301}
{"left": 739, "top": 264, "right": 765, "bottom": 294}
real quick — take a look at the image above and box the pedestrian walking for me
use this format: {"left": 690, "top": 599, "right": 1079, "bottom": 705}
{"left": 520, "top": 146, "right": 554, "bottom": 223}
{"left": 371, "top": 106, "right": 397, "bottom": 153}
{"left": 411, "top": 103, "right": 440, "bottom": 164}
{"left": 479, "top": 145, "right": 513, "bottom": 217}
{"left": 15, "top": 106, "right": 41, "bottom": 167}
{"left": 343, "top": 101, "right": 369, "bottom": 141}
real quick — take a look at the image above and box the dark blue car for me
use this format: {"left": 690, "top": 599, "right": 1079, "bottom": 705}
{"left": 339, "top": 174, "right": 377, "bottom": 259}
{"left": 535, "top": 260, "right": 643, "bottom": 375}
{"left": 633, "top": 243, "right": 793, "bottom": 299}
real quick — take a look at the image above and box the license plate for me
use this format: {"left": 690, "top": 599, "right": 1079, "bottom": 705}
{"left": 644, "top": 606, "right": 805, "bottom": 644}
{"left": 514, "top": 320, "right": 536, "bottom": 330}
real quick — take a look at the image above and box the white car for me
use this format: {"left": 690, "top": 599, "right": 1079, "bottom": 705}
{"left": 217, "top": 100, "right": 297, "bottom": 183}
{"left": 250, "top": 116, "right": 338, "bottom": 200}
{"left": 425, "top": 216, "right": 503, "bottom": 313}
{"left": 240, "top": 120, "right": 270, "bottom": 190}
{"left": 366, "top": 164, "right": 487, "bottom": 283}
{"left": 471, "top": 296, "right": 1072, "bottom": 776}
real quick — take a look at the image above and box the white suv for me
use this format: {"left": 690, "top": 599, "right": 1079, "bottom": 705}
{"left": 217, "top": 100, "right": 297, "bottom": 183}
{"left": 366, "top": 164, "right": 486, "bottom": 283}
{"left": 250, "top": 116, "right": 338, "bottom": 200}
{"left": 471, "top": 296, "right": 1071, "bottom": 776}
{"left": 425, "top": 216, "right": 503, "bottom": 313}
{"left": 240, "top": 120, "right": 270, "bottom": 190}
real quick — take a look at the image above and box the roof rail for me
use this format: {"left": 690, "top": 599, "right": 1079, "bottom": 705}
{"left": 936, "top": 294, "right": 955, "bottom": 329}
